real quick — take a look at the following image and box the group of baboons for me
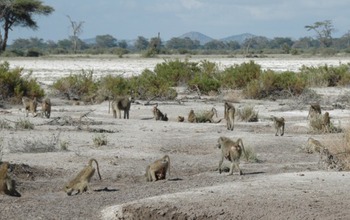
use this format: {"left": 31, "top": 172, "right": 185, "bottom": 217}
{"left": 2, "top": 96, "right": 331, "bottom": 197}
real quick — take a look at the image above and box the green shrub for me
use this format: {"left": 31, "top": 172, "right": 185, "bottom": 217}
{"left": 0, "top": 61, "right": 44, "bottom": 103}
{"left": 244, "top": 70, "right": 307, "bottom": 99}
{"left": 221, "top": 61, "right": 262, "bottom": 89}
{"left": 188, "top": 60, "right": 221, "bottom": 94}
{"left": 96, "top": 74, "right": 131, "bottom": 102}
{"left": 300, "top": 64, "right": 350, "bottom": 87}
{"left": 52, "top": 69, "right": 98, "bottom": 101}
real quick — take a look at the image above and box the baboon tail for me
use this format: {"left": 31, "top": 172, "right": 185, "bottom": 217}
{"left": 90, "top": 158, "right": 102, "bottom": 180}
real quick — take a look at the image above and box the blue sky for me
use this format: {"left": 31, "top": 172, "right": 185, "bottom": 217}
{"left": 7, "top": 0, "right": 350, "bottom": 42}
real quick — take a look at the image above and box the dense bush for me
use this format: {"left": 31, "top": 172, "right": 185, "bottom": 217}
{"left": 188, "top": 60, "right": 221, "bottom": 94}
{"left": 221, "top": 61, "right": 262, "bottom": 89}
{"left": 52, "top": 69, "right": 98, "bottom": 101}
{"left": 96, "top": 75, "right": 131, "bottom": 102}
{"left": 0, "top": 61, "right": 44, "bottom": 103}
{"left": 300, "top": 64, "right": 350, "bottom": 87}
{"left": 244, "top": 70, "right": 307, "bottom": 99}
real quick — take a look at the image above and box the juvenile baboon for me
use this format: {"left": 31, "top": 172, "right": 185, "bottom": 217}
{"left": 322, "top": 112, "right": 331, "bottom": 133}
{"left": 272, "top": 116, "right": 285, "bottom": 136}
{"left": 224, "top": 102, "right": 235, "bottom": 131}
{"left": 305, "top": 137, "right": 324, "bottom": 154}
{"left": 307, "top": 103, "right": 321, "bottom": 119}
{"left": 145, "top": 155, "right": 170, "bottom": 182}
{"left": 41, "top": 97, "right": 51, "bottom": 118}
{"left": 64, "top": 158, "right": 102, "bottom": 196}
{"left": 22, "top": 96, "right": 38, "bottom": 117}
{"left": 111, "top": 97, "right": 131, "bottom": 119}
{"left": 216, "top": 136, "right": 247, "bottom": 175}
{"left": 153, "top": 104, "right": 168, "bottom": 121}
{"left": 0, "top": 162, "right": 21, "bottom": 197}
{"left": 188, "top": 109, "right": 197, "bottom": 123}
{"left": 177, "top": 116, "right": 185, "bottom": 122}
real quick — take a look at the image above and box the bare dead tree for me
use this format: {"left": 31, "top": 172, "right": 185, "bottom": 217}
{"left": 67, "top": 15, "right": 84, "bottom": 53}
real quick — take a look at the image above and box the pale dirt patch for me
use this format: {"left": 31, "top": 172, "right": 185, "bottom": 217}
{"left": 1, "top": 87, "right": 350, "bottom": 219}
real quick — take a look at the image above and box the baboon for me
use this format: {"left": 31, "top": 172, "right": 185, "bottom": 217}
{"left": 305, "top": 137, "right": 324, "bottom": 154}
{"left": 272, "top": 116, "right": 285, "bottom": 136}
{"left": 198, "top": 107, "right": 219, "bottom": 123}
{"left": 177, "top": 116, "right": 185, "bottom": 122}
{"left": 153, "top": 104, "right": 168, "bottom": 121}
{"left": 188, "top": 109, "right": 197, "bottom": 123}
{"left": 224, "top": 102, "right": 235, "bottom": 131}
{"left": 22, "top": 96, "right": 38, "bottom": 117}
{"left": 307, "top": 103, "right": 321, "bottom": 119}
{"left": 145, "top": 155, "right": 170, "bottom": 182}
{"left": 41, "top": 97, "right": 51, "bottom": 118}
{"left": 111, "top": 97, "right": 131, "bottom": 119}
{"left": 216, "top": 136, "right": 247, "bottom": 175}
{"left": 0, "top": 162, "right": 21, "bottom": 197}
{"left": 322, "top": 112, "right": 331, "bottom": 133}
{"left": 64, "top": 158, "right": 102, "bottom": 196}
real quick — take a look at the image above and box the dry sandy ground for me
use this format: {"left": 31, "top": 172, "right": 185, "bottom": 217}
{"left": 1, "top": 88, "right": 350, "bottom": 220}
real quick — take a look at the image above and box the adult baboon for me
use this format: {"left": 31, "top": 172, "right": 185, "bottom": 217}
{"left": 153, "top": 104, "right": 168, "bottom": 121}
{"left": 224, "top": 102, "right": 235, "bottom": 131}
{"left": 271, "top": 116, "right": 285, "bottom": 136}
{"left": 198, "top": 107, "right": 218, "bottom": 123}
{"left": 0, "top": 162, "right": 21, "bottom": 197}
{"left": 22, "top": 96, "right": 38, "bottom": 117}
{"left": 216, "top": 136, "right": 247, "bottom": 175}
{"left": 307, "top": 103, "right": 321, "bottom": 119}
{"left": 145, "top": 155, "right": 170, "bottom": 182}
{"left": 41, "top": 97, "right": 51, "bottom": 118}
{"left": 64, "top": 158, "right": 102, "bottom": 196}
{"left": 111, "top": 97, "right": 131, "bottom": 119}
{"left": 177, "top": 116, "right": 185, "bottom": 122}
{"left": 322, "top": 112, "right": 331, "bottom": 133}
{"left": 188, "top": 109, "right": 197, "bottom": 123}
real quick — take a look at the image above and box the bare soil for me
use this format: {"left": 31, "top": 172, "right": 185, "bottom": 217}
{"left": 1, "top": 89, "right": 350, "bottom": 220}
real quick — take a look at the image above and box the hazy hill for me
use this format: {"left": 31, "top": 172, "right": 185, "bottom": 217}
{"left": 220, "top": 33, "right": 255, "bottom": 44}
{"left": 178, "top": 31, "right": 214, "bottom": 45}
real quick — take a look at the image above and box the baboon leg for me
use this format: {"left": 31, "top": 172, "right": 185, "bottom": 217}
{"left": 112, "top": 110, "right": 117, "bottom": 118}
{"left": 218, "top": 156, "right": 224, "bottom": 174}
{"left": 150, "top": 170, "right": 157, "bottom": 182}
{"left": 236, "top": 162, "right": 243, "bottom": 175}
{"left": 229, "top": 162, "right": 235, "bottom": 175}
{"left": 281, "top": 125, "right": 284, "bottom": 136}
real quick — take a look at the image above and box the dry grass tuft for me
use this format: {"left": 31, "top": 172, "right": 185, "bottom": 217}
{"left": 237, "top": 105, "right": 258, "bottom": 122}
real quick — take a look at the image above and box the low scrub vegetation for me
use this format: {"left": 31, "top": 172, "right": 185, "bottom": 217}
{"left": 0, "top": 61, "right": 44, "bottom": 103}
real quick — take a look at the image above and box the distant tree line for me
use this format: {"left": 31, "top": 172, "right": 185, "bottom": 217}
{"left": 4, "top": 32, "right": 350, "bottom": 57}
{"left": 0, "top": 0, "right": 349, "bottom": 58}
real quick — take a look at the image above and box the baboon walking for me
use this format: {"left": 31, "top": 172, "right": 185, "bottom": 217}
{"left": 224, "top": 102, "right": 235, "bottom": 131}
{"left": 111, "top": 97, "right": 131, "bottom": 119}
{"left": 41, "top": 97, "right": 51, "bottom": 118}
{"left": 216, "top": 137, "right": 247, "bottom": 175}
{"left": 22, "top": 96, "right": 38, "bottom": 117}
{"left": 272, "top": 116, "right": 285, "bottom": 136}
{"left": 64, "top": 158, "right": 102, "bottom": 196}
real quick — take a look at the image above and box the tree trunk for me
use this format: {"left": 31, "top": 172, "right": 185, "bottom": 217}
{"left": 1, "top": 22, "right": 9, "bottom": 51}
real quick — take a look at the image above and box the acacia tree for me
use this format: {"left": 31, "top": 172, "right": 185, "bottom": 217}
{"left": 0, "top": 0, "right": 53, "bottom": 52}
{"left": 305, "top": 20, "right": 335, "bottom": 47}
